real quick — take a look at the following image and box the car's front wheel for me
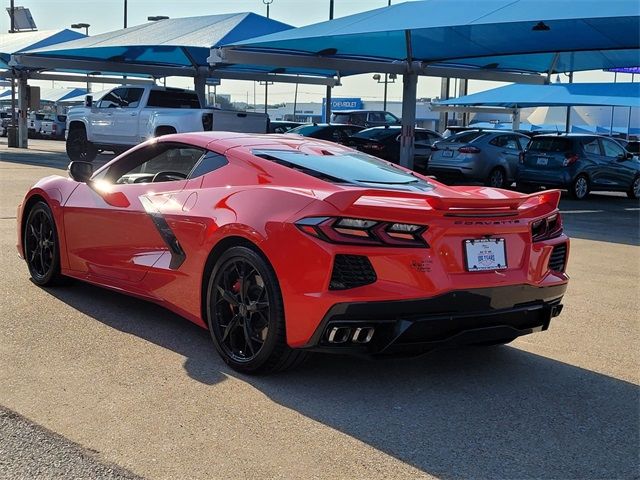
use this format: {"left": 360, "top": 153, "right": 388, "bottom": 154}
{"left": 570, "top": 174, "right": 590, "bottom": 200}
{"left": 206, "top": 245, "right": 308, "bottom": 374}
{"left": 24, "top": 201, "right": 66, "bottom": 286}
{"left": 627, "top": 175, "right": 640, "bottom": 199}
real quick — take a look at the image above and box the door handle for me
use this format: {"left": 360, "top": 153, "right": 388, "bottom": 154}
{"left": 130, "top": 112, "right": 137, "bottom": 116}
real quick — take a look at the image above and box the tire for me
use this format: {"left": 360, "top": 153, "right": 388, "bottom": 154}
{"left": 486, "top": 167, "right": 507, "bottom": 188}
{"left": 205, "top": 246, "right": 308, "bottom": 374}
{"left": 23, "top": 201, "right": 66, "bottom": 286}
{"left": 627, "top": 176, "right": 640, "bottom": 199}
{"left": 66, "top": 126, "right": 97, "bottom": 162}
{"left": 569, "top": 174, "right": 590, "bottom": 200}
{"left": 154, "top": 126, "right": 177, "bottom": 137}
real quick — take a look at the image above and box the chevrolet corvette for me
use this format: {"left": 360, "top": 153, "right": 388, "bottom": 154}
{"left": 17, "top": 132, "right": 569, "bottom": 373}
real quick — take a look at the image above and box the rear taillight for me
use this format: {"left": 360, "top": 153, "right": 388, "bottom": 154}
{"left": 563, "top": 153, "right": 579, "bottom": 166}
{"left": 458, "top": 146, "right": 481, "bottom": 154}
{"left": 531, "top": 213, "right": 563, "bottom": 241}
{"left": 296, "top": 217, "right": 428, "bottom": 248}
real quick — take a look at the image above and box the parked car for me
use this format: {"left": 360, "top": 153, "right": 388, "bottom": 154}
{"left": 40, "top": 114, "right": 67, "bottom": 140}
{"left": 17, "top": 132, "right": 569, "bottom": 373}
{"left": 268, "top": 121, "right": 302, "bottom": 134}
{"left": 0, "top": 112, "right": 10, "bottom": 136}
{"left": 286, "top": 123, "right": 364, "bottom": 144}
{"left": 347, "top": 126, "right": 442, "bottom": 172}
{"left": 66, "top": 85, "right": 268, "bottom": 161}
{"left": 28, "top": 112, "right": 47, "bottom": 138}
{"left": 516, "top": 134, "right": 640, "bottom": 199}
{"left": 428, "top": 130, "right": 530, "bottom": 188}
{"left": 331, "top": 110, "right": 401, "bottom": 128}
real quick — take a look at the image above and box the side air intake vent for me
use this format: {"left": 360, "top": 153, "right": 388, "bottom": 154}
{"left": 329, "top": 254, "right": 376, "bottom": 290}
{"left": 549, "top": 243, "right": 567, "bottom": 272}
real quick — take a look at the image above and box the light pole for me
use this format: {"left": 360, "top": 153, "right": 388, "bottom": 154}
{"left": 71, "top": 23, "right": 91, "bottom": 92}
{"left": 262, "top": 0, "right": 274, "bottom": 115}
{"left": 373, "top": 73, "right": 396, "bottom": 111}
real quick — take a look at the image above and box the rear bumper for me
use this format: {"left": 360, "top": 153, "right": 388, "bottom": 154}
{"left": 428, "top": 160, "right": 484, "bottom": 180}
{"left": 303, "top": 283, "right": 567, "bottom": 356}
{"left": 516, "top": 167, "right": 572, "bottom": 187}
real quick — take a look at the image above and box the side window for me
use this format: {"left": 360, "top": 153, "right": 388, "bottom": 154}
{"left": 504, "top": 136, "right": 520, "bottom": 150}
{"left": 188, "top": 151, "right": 228, "bottom": 178}
{"left": 123, "top": 88, "right": 144, "bottom": 108}
{"left": 490, "top": 135, "right": 508, "bottom": 147}
{"left": 368, "top": 112, "right": 385, "bottom": 123}
{"left": 582, "top": 138, "right": 601, "bottom": 155}
{"left": 414, "top": 131, "right": 429, "bottom": 145}
{"left": 517, "top": 136, "right": 529, "bottom": 150}
{"left": 114, "top": 146, "right": 204, "bottom": 184}
{"left": 384, "top": 113, "right": 397, "bottom": 123}
{"left": 601, "top": 139, "right": 625, "bottom": 158}
{"left": 98, "top": 88, "right": 127, "bottom": 109}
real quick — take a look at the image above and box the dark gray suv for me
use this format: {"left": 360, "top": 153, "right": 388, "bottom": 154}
{"left": 516, "top": 134, "right": 640, "bottom": 199}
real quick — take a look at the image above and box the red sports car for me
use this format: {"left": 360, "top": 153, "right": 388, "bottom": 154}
{"left": 17, "top": 132, "right": 569, "bottom": 373}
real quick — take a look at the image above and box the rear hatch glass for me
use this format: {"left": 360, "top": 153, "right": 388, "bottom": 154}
{"left": 525, "top": 137, "right": 574, "bottom": 169}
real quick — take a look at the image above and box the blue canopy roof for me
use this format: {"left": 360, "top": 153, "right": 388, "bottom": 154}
{"left": 17, "top": 14, "right": 336, "bottom": 79}
{"left": 0, "top": 29, "right": 85, "bottom": 69}
{"left": 437, "top": 83, "right": 640, "bottom": 108}
{"left": 227, "top": 0, "right": 640, "bottom": 74}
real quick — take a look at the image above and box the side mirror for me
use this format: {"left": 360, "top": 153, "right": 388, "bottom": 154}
{"left": 84, "top": 95, "right": 93, "bottom": 108}
{"left": 68, "top": 161, "right": 93, "bottom": 182}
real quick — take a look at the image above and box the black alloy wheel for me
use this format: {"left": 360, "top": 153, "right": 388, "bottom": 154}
{"left": 66, "top": 127, "right": 97, "bottom": 162}
{"left": 487, "top": 167, "right": 506, "bottom": 188}
{"left": 24, "top": 202, "right": 65, "bottom": 286}
{"left": 206, "top": 246, "right": 308, "bottom": 373}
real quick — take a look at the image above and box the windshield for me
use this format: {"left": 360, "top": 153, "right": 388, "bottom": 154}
{"left": 528, "top": 137, "right": 573, "bottom": 152}
{"left": 351, "top": 128, "right": 398, "bottom": 140}
{"left": 253, "top": 149, "right": 432, "bottom": 191}
{"left": 444, "top": 131, "right": 485, "bottom": 143}
{"left": 287, "top": 125, "right": 323, "bottom": 136}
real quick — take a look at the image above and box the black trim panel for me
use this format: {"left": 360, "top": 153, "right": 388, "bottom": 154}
{"left": 139, "top": 196, "right": 186, "bottom": 269}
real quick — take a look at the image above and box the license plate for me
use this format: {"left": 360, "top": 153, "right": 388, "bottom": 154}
{"left": 537, "top": 157, "right": 548, "bottom": 166}
{"left": 464, "top": 238, "right": 507, "bottom": 271}
{"left": 443, "top": 150, "right": 454, "bottom": 158}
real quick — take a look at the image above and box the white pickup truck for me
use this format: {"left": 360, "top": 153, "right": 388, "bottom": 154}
{"left": 65, "top": 85, "right": 268, "bottom": 161}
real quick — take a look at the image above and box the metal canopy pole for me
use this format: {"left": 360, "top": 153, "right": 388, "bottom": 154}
{"left": 194, "top": 74, "right": 207, "bottom": 107}
{"left": 324, "top": 0, "right": 334, "bottom": 123}
{"left": 17, "top": 74, "right": 28, "bottom": 148}
{"left": 438, "top": 77, "right": 450, "bottom": 133}
{"left": 399, "top": 72, "right": 417, "bottom": 168}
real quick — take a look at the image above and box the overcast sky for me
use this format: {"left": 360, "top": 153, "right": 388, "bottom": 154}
{"left": 2, "top": 0, "right": 630, "bottom": 104}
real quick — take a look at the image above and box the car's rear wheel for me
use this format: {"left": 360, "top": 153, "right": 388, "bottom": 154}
{"left": 206, "top": 246, "right": 308, "bottom": 374}
{"left": 570, "top": 174, "right": 590, "bottom": 200}
{"left": 24, "top": 202, "right": 66, "bottom": 286}
{"left": 627, "top": 176, "right": 640, "bottom": 199}
{"left": 486, "top": 167, "right": 507, "bottom": 188}
{"left": 66, "top": 126, "right": 97, "bottom": 162}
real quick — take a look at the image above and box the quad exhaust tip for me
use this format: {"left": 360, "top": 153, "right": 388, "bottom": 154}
{"left": 327, "top": 326, "right": 375, "bottom": 344}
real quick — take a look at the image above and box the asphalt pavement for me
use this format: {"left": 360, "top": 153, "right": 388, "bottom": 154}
{"left": 1, "top": 140, "right": 638, "bottom": 479}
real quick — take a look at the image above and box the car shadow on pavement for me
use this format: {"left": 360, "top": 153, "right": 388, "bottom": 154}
{"left": 559, "top": 193, "right": 640, "bottom": 246}
{"left": 47, "top": 282, "right": 639, "bottom": 480}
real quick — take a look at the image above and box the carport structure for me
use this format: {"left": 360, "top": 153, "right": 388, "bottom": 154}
{"left": 211, "top": 0, "right": 640, "bottom": 168}
{"left": 432, "top": 82, "right": 640, "bottom": 133}
{"left": 9, "top": 13, "right": 342, "bottom": 147}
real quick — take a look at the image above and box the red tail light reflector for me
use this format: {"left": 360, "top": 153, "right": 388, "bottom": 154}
{"left": 563, "top": 153, "right": 579, "bottom": 166}
{"left": 458, "top": 146, "right": 481, "bottom": 154}
{"left": 296, "top": 217, "right": 428, "bottom": 248}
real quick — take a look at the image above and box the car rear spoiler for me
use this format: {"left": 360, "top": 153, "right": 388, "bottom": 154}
{"left": 321, "top": 188, "right": 561, "bottom": 213}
